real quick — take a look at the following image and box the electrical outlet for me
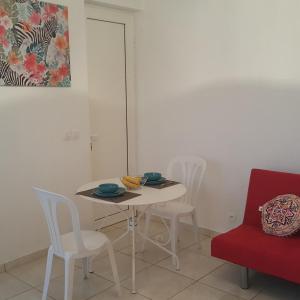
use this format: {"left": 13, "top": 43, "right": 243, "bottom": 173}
{"left": 228, "top": 213, "right": 237, "bottom": 224}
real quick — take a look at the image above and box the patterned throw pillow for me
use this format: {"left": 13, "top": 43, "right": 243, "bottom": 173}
{"left": 260, "top": 194, "right": 300, "bottom": 237}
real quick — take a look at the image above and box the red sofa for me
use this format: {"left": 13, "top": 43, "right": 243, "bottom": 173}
{"left": 211, "top": 168, "right": 300, "bottom": 287}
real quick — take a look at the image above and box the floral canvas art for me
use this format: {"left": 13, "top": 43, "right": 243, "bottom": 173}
{"left": 0, "top": 0, "right": 71, "bottom": 87}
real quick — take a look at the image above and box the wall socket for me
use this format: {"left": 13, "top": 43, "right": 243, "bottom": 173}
{"left": 228, "top": 212, "right": 237, "bottom": 224}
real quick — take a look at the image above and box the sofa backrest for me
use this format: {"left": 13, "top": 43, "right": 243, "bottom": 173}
{"left": 243, "top": 168, "right": 300, "bottom": 226}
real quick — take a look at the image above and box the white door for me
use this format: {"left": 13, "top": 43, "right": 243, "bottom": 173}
{"left": 86, "top": 16, "right": 129, "bottom": 229}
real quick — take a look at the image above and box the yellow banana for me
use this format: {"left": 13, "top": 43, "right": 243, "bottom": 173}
{"left": 121, "top": 177, "right": 140, "bottom": 189}
{"left": 124, "top": 176, "right": 141, "bottom": 185}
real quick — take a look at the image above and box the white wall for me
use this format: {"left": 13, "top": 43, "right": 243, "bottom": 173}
{"left": 135, "top": 0, "right": 300, "bottom": 233}
{"left": 0, "top": 0, "right": 92, "bottom": 265}
{"left": 86, "top": 0, "right": 144, "bottom": 11}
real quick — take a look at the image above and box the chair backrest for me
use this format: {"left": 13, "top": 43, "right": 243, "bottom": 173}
{"left": 33, "top": 187, "right": 86, "bottom": 256}
{"left": 243, "top": 169, "right": 300, "bottom": 227}
{"left": 167, "top": 156, "right": 207, "bottom": 204}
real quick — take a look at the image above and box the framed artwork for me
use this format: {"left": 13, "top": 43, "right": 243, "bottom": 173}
{"left": 0, "top": 0, "right": 71, "bottom": 87}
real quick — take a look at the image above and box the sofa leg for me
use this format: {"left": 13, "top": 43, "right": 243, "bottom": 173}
{"left": 240, "top": 267, "right": 249, "bottom": 289}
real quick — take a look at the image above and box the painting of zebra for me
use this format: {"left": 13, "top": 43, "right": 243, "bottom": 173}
{"left": 0, "top": 0, "right": 71, "bottom": 87}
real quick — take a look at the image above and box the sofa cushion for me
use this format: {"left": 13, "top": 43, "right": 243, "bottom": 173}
{"left": 260, "top": 194, "right": 300, "bottom": 237}
{"left": 211, "top": 224, "right": 300, "bottom": 284}
{"left": 244, "top": 169, "right": 300, "bottom": 227}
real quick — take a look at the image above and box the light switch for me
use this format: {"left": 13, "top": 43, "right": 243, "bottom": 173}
{"left": 64, "top": 130, "right": 72, "bottom": 141}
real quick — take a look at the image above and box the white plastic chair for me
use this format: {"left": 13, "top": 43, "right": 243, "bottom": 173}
{"left": 33, "top": 187, "right": 121, "bottom": 300}
{"left": 141, "top": 156, "right": 207, "bottom": 267}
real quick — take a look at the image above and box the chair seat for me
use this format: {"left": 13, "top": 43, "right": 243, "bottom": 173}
{"left": 150, "top": 201, "right": 195, "bottom": 218}
{"left": 211, "top": 224, "right": 300, "bottom": 284}
{"left": 61, "top": 230, "right": 108, "bottom": 254}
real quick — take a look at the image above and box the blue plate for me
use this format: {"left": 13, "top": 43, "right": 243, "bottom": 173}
{"left": 145, "top": 177, "right": 166, "bottom": 186}
{"left": 94, "top": 187, "right": 126, "bottom": 198}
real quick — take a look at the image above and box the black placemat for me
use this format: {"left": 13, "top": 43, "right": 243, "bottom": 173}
{"left": 144, "top": 180, "right": 180, "bottom": 189}
{"left": 76, "top": 188, "right": 141, "bottom": 203}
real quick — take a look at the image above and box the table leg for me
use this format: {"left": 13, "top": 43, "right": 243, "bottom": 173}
{"left": 129, "top": 206, "right": 136, "bottom": 294}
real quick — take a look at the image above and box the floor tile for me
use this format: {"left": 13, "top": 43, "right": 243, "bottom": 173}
{"left": 103, "top": 227, "right": 132, "bottom": 251}
{"left": 151, "top": 223, "right": 207, "bottom": 251}
{"left": 93, "top": 252, "right": 150, "bottom": 281}
{"left": 8, "top": 288, "right": 52, "bottom": 300}
{"left": 200, "top": 264, "right": 263, "bottom": 300}
{"left": 8, "top": 256, "right": 64, "bottom": 287}
{"left": 37, "top": 269, "right": 113, "bottom": 300}
{"left": 172, "top": 281, "right": 243, "bottom": 300}
{"left": 120, "top": 240, "right": 171, "bottom": 264}
{"left": 195, "top": 237, "right": 212, "bottom": 257}
{"left": 137, "top": 218, "right": 166, "bottom": 237}
{"left": 122, "top": 265, "right": 193, "bottom": 300}
{"left": 252, "top": 276, "right": 300, "bottom": 300}
{"left": 158, "top": 246, "right": 223, "bottom": 280}
{"left": 0, "top": 272, "right": 31, "bottom": 300}
{"left": 90, "top": 287, "right": 149, "bottom": 300}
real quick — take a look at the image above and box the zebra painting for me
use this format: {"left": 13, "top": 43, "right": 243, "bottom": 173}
{"left": 13, "top": 17, "right": 58, "bottom": 57}
{"left": 0, "top": 0, "right": 71, "bottom": 87}
{"left": 0, "top": 60, "right": 35, "bottom": 86}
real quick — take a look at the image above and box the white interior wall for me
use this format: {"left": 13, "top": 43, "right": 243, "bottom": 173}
{"left": 135, "top": 0, "right": 300, "bottom": 233}
{"left": 0, "top": 0, "right": 93, "bottom": 265}
{"left": 85, "top": 0, "right": 144, "bottom": 11}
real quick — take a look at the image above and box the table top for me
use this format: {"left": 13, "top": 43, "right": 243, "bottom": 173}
{"left": 76, "top": 177, "right": 186, "bottom": 206}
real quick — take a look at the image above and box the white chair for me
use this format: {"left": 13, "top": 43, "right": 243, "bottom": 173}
{"left": 141, "top": 156, "right": 207, "bottom": 267}
{"left": 33, "top": 187, "right": 121, "bottom": 300}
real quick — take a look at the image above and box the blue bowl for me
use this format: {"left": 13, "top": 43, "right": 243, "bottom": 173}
{"left": 144, "top": 172, "right": 162, "bottom": 182}
{"left": 98, "top": 183, "right": 119, "bottom": 193}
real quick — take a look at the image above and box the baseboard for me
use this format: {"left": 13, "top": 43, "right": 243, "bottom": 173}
{"left": 0, "top": 222, "right": 219, "bottom": 274}
{"left": 4, "top": 248, "right": 48, "bottom": 272}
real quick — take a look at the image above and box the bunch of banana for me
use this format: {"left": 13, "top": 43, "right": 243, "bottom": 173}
{"left": 121, "top": 176, "right": 142, "bottom": 189}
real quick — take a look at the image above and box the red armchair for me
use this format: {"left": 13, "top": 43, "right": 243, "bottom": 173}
{"left": 211, "top": 169, "right": 300, "bottom": 288}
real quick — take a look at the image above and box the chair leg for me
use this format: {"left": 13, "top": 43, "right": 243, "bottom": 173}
{"left": 88, "top": 256, "right": 95, "bottom": 273}
{"left": 82, "top": 257, "right": 89, "bottom": 279}
{"left": 141, "top": 212, "right": 151, "bottom": 252}
{"left": 107, "top": 242, "right": 121, "bottom": 296}
{"left": 42, "top": 247, "right": 54, "bottom": 300}
{"left": 170, "top": 217, "right": 178, "bottom": 267}
{"left": 191, "top": 210, "right": 200, "bottom": 247}
{"left": 64, "top": 257, "right": 75, "bottom": 300}
{"left": 240, "top": 267, "right": 249, "bottom": 289}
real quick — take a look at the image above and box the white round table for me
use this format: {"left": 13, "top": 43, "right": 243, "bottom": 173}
{"left": 77, "top": 178, "right": 186, "bottom": 293}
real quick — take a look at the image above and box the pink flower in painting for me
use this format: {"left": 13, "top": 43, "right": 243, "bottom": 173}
{"left": 0, "top": 7, "right": 7, "bottom": 18}
{"left": 1, "top": 38, "right": 9, "bottom": 48}
{"left": 63, "top": 7, "right": 68, "bottom": 20}
{"left": 50, "top": 69, "right": 62, "bottom": 85}
{"left": 43, "top": 4, "right": 59, "bottom": 19}
{"left": 8, "top": 51, "right": 19, "bottom": 65}
{"left": 29, "top": 12, "right": 41, "bottom": 25}
{"left": 0, "top": 16, "right": 13, "bottom": 29}
{"left": 0, "top": 25, "right": 5, "bottom": 37}
{"left": 64, "top": 31, "right": 69, "bottom": 42}
{"left": 24, "top": 53, "right": 37, "bottom": 72}
{"left": 58, "top": 64, "right": 69, "bottom": 78}
{"left": 55, "top": 36, "right": 68, "bottom": 51}
{"left": 37, "top": 63, "right": 46, "bottom": 74}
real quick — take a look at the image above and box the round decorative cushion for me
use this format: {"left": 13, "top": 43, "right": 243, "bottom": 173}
{"left": 260, "top": 194, "right": 300, "bottom": 237}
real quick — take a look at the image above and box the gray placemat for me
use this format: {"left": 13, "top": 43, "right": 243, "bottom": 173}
{"left": 144, "top": 180, "right": 180, "bottom": 189}
{"left": 76, "top": 188, "right": 141, "bottom": 203}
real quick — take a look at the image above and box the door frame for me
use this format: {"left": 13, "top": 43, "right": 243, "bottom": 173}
{"left": 85, "top": 4, "right": 137, "bottom": 176}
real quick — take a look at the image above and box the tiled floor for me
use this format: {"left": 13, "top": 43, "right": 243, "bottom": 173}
{"left": 2, "top": 220, "right": 300, "bottom": 300}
